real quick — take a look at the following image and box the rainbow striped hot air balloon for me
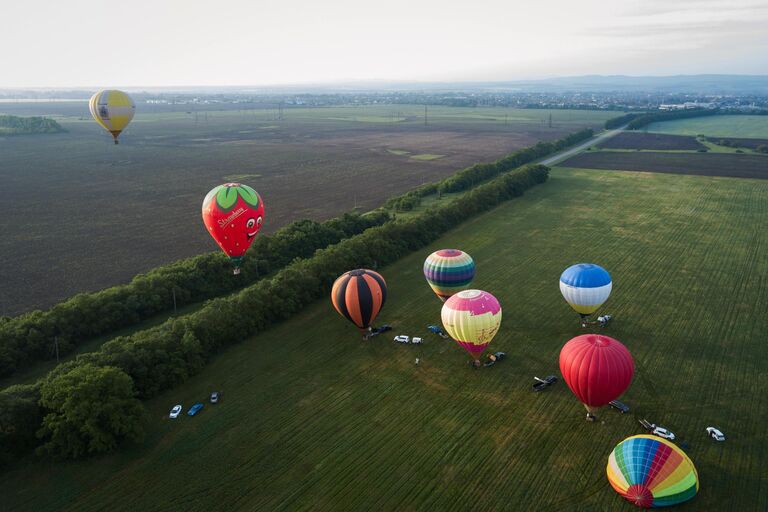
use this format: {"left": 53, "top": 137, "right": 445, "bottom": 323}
{"left": 423, "top": 249, "right": 476, "bottom": 302}
{"left": 331, "top": 269, "right": 387, "bottom": 337}
{"left": 607, "top": 435, "right": 699, "bottom": 508}
{"left": 89, "top": 89, "right": 136, "bottom": 144}
{"left": 559, "top": 263, "right": 612, "bottom": 318}
{"left": 441, "top": 290, "right": 502, "bottom": 362}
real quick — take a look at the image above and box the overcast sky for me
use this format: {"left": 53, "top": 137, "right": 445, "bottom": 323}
{"left": 3, "top": 0, "right": 767, "bottom": 88}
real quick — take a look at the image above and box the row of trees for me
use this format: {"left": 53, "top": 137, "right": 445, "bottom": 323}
{"left": 0, "top": 115, "right": 65, "bottom": 134}
{"left": 0, "top": 212, "right": 391, "bottom": 379}
{"left": 604, "top": 113, "right": 642, "bottom": 129}
{"left": 385, "top": 128, "right": 593, "bottom": 212}
{"left": 0, "top": 163, "right": 550, "bottom": 462}
{"left": 625, "top": 109, "right": 717, "bottom": 130}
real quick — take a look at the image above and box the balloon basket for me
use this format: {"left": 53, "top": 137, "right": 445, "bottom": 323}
{"left": 233, "top": 267, "right": 241, "bottom": 275}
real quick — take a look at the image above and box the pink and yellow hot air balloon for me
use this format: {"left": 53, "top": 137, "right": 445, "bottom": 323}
{"left": 441, "top": 289, "right": 502, "bottom": 365}
{"left": 607, "top": 435, "right": 699, "bottom": 508}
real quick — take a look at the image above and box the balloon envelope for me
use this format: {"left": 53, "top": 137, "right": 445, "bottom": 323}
{"left": 441, "top": 289, "right": 502, "bottom": 357}
{"left": 89, "top": 90, "right": 135, "bottom": 144}
{"left": 331, "top": 269, "right": 387, "bottom": 332}
{"left": 559, "top": 334, "right": 633, "bottom": 411}
{"left": 607, "top": 435, "right": 699, "bottom": 508}
{"left": 559, "top": 263, "right": 612, "bottom": 315}
{"left": 202, "top": 183, "right": 265, "bottom": 271}
{"left": 423, "top": 249, "right": 475, "bottom": 301}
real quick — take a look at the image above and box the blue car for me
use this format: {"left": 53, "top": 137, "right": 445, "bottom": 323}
{"left": 187, "top": 403, "right": 204, "bottom": 416}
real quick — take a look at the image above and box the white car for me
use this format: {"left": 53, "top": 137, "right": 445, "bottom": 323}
{"left": 394, "top": 335, "right": 410, "bottom": 343}
{"left": 169, "top": 404, "right": 182, "bottom": 419}
{"left": 412, "top": 337, "right": 423, "bottom": 344}
{"left": 652, "top": 426, "right": 675, "bottom": 440}
{"left": 706, "top": 427, "right": 725, "bottom": 441}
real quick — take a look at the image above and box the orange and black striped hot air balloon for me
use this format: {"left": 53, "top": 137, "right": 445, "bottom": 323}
{"left": 331, "top": 269, "right": 387, "bottom": 337}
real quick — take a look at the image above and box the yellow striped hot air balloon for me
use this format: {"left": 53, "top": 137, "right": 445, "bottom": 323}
{"left": 89, "top": 89, "right": 135, "bottom": 144}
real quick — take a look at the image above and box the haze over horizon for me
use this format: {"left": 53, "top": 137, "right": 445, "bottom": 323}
{"left": 3, "top": 0, "right": 768, "bottom": 88}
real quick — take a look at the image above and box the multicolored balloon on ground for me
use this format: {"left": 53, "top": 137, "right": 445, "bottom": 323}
{"left": 607, "top": 435, "right": 699, "bottom": 508}
{"left": 559, "top": 334, "right": 633, "bottom": 416}
{"left": 331, "top": 269, "right": 387, "bottom": 335}
{"left": 202, "top": 183, "right": 265, "bottom": 274}
{"left": 423, "top": 249, "right": 476, "bottom": 301}
{"left": 89, "top": 89, "right": 135, "bottom": 144}
{"left": 559, "top": 263, "right": 612, "bottom": 317}
{"left": 441, "top": 290, "right": 502, "bottom": 361}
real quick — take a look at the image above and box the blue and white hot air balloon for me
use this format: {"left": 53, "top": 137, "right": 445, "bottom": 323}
{"left": 559, "top": 263, "right": 612, "bottom": 318}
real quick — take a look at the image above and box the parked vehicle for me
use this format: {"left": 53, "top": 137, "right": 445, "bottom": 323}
{"left": 427, "top": 325, "right": 449, "bottom": 338}
{"left": 706, "top": 427, "right": 725, "bottom": 441}
{"left": 639, "top": 419, "right": 675, "bottom": 440}
{"left": 187, "top": 403, "right": 204, "bottom": 416}
{"left": 652, "top": 426, "right": 676, "bottom": 440}
{"left": 169, "top": 404, "right": 182, "bottom": 419}
{"left": 210, "top": 392, "right": 220, "bottom": 404}
{"left": 394, "top": 335, "right": 410, "bottom": 343}
{"left": 609, "top": 400, "right": 630, "bottom": 413}
{"left": 412, "top": 337, "right": 423, "bottom": 344}
{"left": 484, "top": 352, "right": 506, "bottom": 367}
{"left": 368, "top": 325, "right": 392, "bottom": 337}
{"left": 532, "top": 375, "right": 558, "bottom": 391}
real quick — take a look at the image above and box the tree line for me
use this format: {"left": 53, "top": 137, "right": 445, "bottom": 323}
{"left": 0, "top": 212, "right": 390, "bottom": 379}
{"left": 0, "top": 115, "right": 66, "bottom": 135}
{"left": 0, "top": 159, "right": 550, "bottom": 464}
{"left": 604, "top": 109, "right": 768, "bottom": 132}
{"left": 386, "top": 128, "right": 593, "bottom": 212}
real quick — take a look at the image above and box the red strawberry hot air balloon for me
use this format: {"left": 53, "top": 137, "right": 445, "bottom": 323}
{"left": 559, "top": 334, "right": 633, "bottom": 421}
{"left": 202, "top": 183, "right": 265, "bottom": 274}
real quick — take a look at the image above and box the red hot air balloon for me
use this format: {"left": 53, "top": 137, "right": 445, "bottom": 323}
{"left": 202, "top": 183, "right": 265, "bottom": 274}
{"left": 559, "top": 334, "right": 634, "bottom": 421}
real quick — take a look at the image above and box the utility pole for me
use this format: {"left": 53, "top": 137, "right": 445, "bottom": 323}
{"left": 424, "top": 105, "right": 428, "bottom": 126}
{"left": 172, "top": 288, "right": 177, "bottom": 314}
{"left": 548, "top": 113, "right": 553, "bottom": 128}
{"left": 54, "top": 336, "right": 59, "bottom": 363}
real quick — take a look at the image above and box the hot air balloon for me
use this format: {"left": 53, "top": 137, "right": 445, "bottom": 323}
{"left": 559, "top": 334, "right": 633, "bottom": 420}
{"left": 331, "top": 269, "right": 387, "bottom": 337}
{"left": 559, "top": 263, "right": 612, "bottom": 322}
{"left": 423, "top": 249, "right": 476, "bottom": 302}
{"left": 607, "top": 435, "right": 699, "bottom": 508}
{"left": 89, "top": 90, "right": 135, "bottom": 144}
{"left": 202, "top": 183, "right": 265, "bottom": 274}
{"left": 441, "top": 290, "right": 502, "bottom": 365}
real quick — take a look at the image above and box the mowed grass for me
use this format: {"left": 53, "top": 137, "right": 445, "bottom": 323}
{"left": 410, "top": 153, "right": 445, "bottom": 161}
{"left": 646, "top": 115, "right": 768, "bottom": 138}
{"left": 5, "top": 168, "right": 767, "bottom": 511}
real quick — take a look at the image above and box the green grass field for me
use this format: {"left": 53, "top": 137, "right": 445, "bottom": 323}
{"left": 4, "top": 168, "right": 766, "bottom": 511}
{"left": 646, "top": 115, "right": 768, "bottom": 138}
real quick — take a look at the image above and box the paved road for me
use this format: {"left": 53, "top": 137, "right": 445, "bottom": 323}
{"left": 538, "top": 125, "right": 628, "bottom": 167}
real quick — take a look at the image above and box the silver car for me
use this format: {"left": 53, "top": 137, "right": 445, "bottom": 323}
{"left": 169, "top": 404, "right": 182, "bottom": 419}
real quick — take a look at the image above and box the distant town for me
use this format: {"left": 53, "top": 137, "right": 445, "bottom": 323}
{"left": 2, "top": 85, "right": 767, "bottom": 113}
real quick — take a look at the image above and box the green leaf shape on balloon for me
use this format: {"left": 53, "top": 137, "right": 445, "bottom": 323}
{"left": 215, "top": 186, "right": 240, "bottom": 211}
{"left": 236, "top": 184, "right": 260, "bottom": 207}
